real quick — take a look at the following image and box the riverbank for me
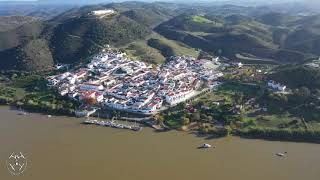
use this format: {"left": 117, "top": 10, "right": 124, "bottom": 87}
{"left": 236, "top": 127, "right": 320, "bottom": 144}
{"left": 5, "top": 102, "right": 320, "bottom": 144}
{"left": 2, "top": 64, "right": 320, "bottom": 145}
{"left": 1, "top": 106, "right": 320, "bottom": 180}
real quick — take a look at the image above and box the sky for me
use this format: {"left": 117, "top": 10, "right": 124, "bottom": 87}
{"left": 0, "top": 0, "right": 313, "bottom": 6}
{"left": 0, "top": 0, "right": 304, "bottom": 1}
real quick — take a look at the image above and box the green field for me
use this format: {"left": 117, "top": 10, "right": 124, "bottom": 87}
{"left": 122, "top": 33, "right": 198, "bottom": 64}
{"left": 191, "top": 15, "right": 212, "bottom": 24}
{"left": 217, "top": 82, "right": 262, "bottom": 97}
{"left": 235, "top": 53, "right": 280, "bottom": 65}
{"left": 123, "top": 40, "right": 166, "bottom": 64}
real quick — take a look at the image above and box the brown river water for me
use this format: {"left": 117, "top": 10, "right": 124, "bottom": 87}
{"left": 0, "top": 106, "right": 320, "bottom": 180}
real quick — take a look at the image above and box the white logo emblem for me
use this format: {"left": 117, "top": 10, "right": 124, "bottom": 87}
{"left": 6, "top": 152, "right": 27, "bottom": 176}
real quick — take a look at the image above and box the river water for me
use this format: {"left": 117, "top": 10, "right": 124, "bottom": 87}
{"left": 0, "top": 106, "right": 319, "bottom": 180}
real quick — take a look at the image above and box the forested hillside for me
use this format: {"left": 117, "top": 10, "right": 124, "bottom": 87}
{"left": 1, "top": 2, "right": 320, "bottom": 71}
{"left": 0, "top": 2, "right": 179, "bottom": 71}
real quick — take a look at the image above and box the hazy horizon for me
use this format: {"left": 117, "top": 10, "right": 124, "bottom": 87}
{"left": 0, "top": 0, "right": 319, "bottom": 11}
{"left": 0, "top": 0, "right": 305, "bottom": 3}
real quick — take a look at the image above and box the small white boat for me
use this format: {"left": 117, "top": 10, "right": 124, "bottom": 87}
{"left": 18, "top": 112, "right": 27, "bottom": 115}
{"left": 83, "top": 120, "right": 92, "bottom": 124}
{"left": 132, "top": 126, "right": 143, "bottom": 131}
{"left": 17, "top": 108, "right": 27, "bottom": 115}
{"left": 200, "top": 143, "right": 212, "bottom": 148}
{"left": 83, "top": 119, "right": 98, "bottom": 124}
{"left": 48, "top": 115, "right": 52, "bottom": 118}
{"left": 276, "top": 152, "right": 287, "bottom": 157}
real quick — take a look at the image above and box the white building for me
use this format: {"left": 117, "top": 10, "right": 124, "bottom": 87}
{"left": 67, "top": 76, "right": 76, "bottom": 84}
{"left": 68, "top": 92, "right": 78, "bottom": 99}
{"left": 165, "top": 90, "right": 196, "bottom": 105}
{"left": 59, "top": 89, "right": 69, "bottom": 96}
{"left": 213, "top": 57, "right": 219, "bottom": 63}
{"left": 90, "top": 9, "right": 115, "bottom": 16}
{"left": 267, "top": 81, "right": 286, "bottom": 91}
{"left": 79, "top": 83, "right": 104, "bottom": 91}
{"left": 58, "top": 72, "right": 71, "bottom": 80}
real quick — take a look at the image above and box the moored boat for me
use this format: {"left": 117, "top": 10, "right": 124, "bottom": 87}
{"left": 276, "top": 152, "right": 287, "bottom": 157}
{"left": 17, "top": 108, "right": 27, "bottom": 115}
{"left": 132, "top": 126, "right": 143, "bottom": 131}
{"left": 82, "top": 119, "right": 142, "bottom": 131}
{"left": 83, "top": 119, "right": 98, "bottom": 124}
{"left": 199, "top": 143, "right": 212, "bottom": 149}
{"left": 18, "top": 111, "right": 27, "bottom": 115}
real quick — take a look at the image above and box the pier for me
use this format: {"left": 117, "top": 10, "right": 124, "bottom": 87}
{"left": 82, "top": 119, "right": 142, "bottom": 131}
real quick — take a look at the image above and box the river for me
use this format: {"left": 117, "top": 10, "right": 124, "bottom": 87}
{"left": 0, "top": 106, "right": 319, "bottom": 180}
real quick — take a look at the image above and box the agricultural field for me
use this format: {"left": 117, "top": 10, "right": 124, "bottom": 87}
{"left": 122, "top": 33, "right": 198, "bottom": 64}
{"left": 191, "top": 15, "right": 213, "bottom": 24}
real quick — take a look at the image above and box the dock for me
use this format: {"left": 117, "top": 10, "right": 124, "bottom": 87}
{"left": 82, "top": 119, "right": 142, "bottom": 131}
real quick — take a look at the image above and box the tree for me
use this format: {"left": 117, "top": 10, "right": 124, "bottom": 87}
{"left": 177, "top": 102, "right": 186, "bottom": 110}
{"left": 200, "top": 113, "right": 208, "bottom": 122}
{"left": 11, "top": 73, "right": 18, "bottom": 80}
{"left": 294, "top": 86, "right": 311, "bottom": 102}
{"left": 315, "top": 89, "right": 320, "bottom": 97}
{"left": 191, "top": 112, "right": 201, "bottom": 122}
{"left": 234, "top": 92, "right": 244, "bottom": 105}
{"left": 158, "top": 115, "right": 165, "bottom": 125}
{"left": 207, "top": 115, "right": 213, "bottom": 122}
{"left": 265, "top": 90, "right": 288, "bottom": 108}
{"left": 181, "top": 117, "right": 190, "bottom": 125}
{"left": 225, "top": 126, "right": 232, "bottom": 136}
{"left": 111, "top": 110, "right": 118, "bottom": 118}
{"left": 196, "top": 101, "right": 204, "bottom": 108}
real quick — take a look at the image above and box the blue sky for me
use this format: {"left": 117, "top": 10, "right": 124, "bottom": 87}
{"left": 0, "top": 0, "right": 303, "bottom": 1}
{"left": 0, "top": 0, "right": 307, "bottom": 3}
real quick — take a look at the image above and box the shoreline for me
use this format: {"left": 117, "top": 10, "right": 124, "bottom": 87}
{"left": 235, "top": 128, "right": 320, "bottom": 144}
{"left": 4, "top": 104, "right": 320, "bottom": 144}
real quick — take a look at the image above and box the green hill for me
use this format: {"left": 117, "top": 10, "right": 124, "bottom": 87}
{"left": 155, "top": 13, "right": 319, "bottom": 64}
{"left": 50, "top": 14, "right": 150, "bottom": 63}
{"left": 0, "top": 16, "right": 40, "bottom": 33}
{"left": 284, "top": 30, "right": 320, "bottom": 56}
{"left": 1, "top": 2, "right": 320, "bottom": 71}
{"left": 257, "top": 12, "right": 301, "bottom": 26}
{"left": 16, "top": 39, "right": 54, "bottom": 71}
{"left": 269, "top": 65, "right": 320, "bottom": 90}
{"left": 0, "top": 2, "right": 179, "bottom": 70}
{"left": 121, "top": 3, "right": 178, "bottom": 27}
{"left": 122, "top": 33, "right": 198, "bottom": 65}
{"left": 0, "top": 2, "right": 184, "bottom": 71}
{"left": 0, "top": 19, "right": 44, "bottom": 51}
